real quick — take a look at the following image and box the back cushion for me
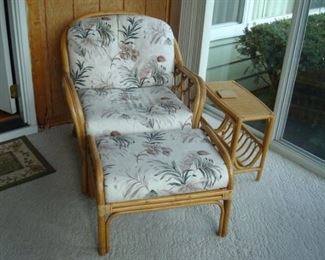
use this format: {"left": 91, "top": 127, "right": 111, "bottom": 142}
{"left": 67, "top": 15, "right": 175, "bottom": 89}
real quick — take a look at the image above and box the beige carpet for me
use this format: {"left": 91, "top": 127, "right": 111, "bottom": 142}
{"left": 0, "top": 124, "right": 324, "bottom": 260}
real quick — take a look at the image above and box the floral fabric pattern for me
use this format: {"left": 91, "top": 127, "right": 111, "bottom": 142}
{"left": 78, "top": 86, "right": 192, "bottom": 135}
{"left": 68, "top": 15, "right": 174, "bottom": 89}
{"left": 95, "top": 128, "right": 229, "bottom": 203}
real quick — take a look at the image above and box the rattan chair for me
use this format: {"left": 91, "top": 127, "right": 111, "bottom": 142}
{"left": 61, "top": 12, "right": 206, "bottom": 195}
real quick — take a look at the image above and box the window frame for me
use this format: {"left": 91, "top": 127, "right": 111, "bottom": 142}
{"left": 209, "top": 0, "right": 325, "bottom": 41}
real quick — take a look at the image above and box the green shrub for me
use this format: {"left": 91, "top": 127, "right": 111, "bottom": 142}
{"left": 237, "top": 13, "right": 325, "bottom": 93}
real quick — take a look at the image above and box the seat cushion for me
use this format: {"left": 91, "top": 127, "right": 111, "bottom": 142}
{"left": 67, "top": 15, "right": 174, "bottom": 89}
{"left": 78, "top": 86, "right": 193, "bottom": 135}
{"left": 95, "top": 128, "right": 229, "bottom": 203}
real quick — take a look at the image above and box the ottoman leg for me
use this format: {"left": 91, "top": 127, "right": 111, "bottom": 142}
{"left": 256, "top": 169, "right": 263, "bottom": 181}
{"left": 220, "top": 199, "right": 232, "bottom": 237}
{"left": 98, "top": 215, "right": 109, "bottom": 255}
{"left": 217, "top": 202, "right": 225, "bottom": 236}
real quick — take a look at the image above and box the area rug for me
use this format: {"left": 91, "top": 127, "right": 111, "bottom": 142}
{"left": 0, "top": 136, "right": 55, "bottom": 191}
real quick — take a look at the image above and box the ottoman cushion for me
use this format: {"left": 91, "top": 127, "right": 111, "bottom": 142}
{"left": 95, "top": 128, "right": 229, "bottom": 203}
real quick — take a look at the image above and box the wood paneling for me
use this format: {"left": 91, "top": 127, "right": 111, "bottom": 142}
{"left": 124, "top": 0, "right": 146, "bottom": 13}
{"left": 27, "top": 0, "right": 180, "bottom": 127}
{"left": 45, "top": 0, "right": 74, "bottom": 125}
{"left": 27, "top": 0, "right": 49, "bottom": 126}
{"left": 100, "top": 0, "right": 123, "bottom": 12}
{"left": 146, "top": 0, "right": 169, "bottom": 21}
{"left": 169, "top": 0, "right": 181, "bottom": 39}
{"left": 74, "top": 0, "right": 100, "bottom": 17}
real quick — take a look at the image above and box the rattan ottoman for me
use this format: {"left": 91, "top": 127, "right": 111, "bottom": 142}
{"left": 88, "top": 120, "right": 233, "bottom": 255}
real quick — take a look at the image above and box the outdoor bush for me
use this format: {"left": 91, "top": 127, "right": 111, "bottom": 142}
{"left": 237, "top": 13, "right": 325, "bottom": 93}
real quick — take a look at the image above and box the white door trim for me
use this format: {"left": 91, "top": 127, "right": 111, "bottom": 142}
{"left": 178, "top": 0, "right": 207, "bottom": 74}
{"left": 273, "top": 0, "right": 311, "bottom": 140}
{"left": 198, "top": 0, "right": 214, "bottom": 79}
{"left": 0, "top": 125, "right": 38, "bottom": 142}
{"left": 0, "top": 0, "right": 16, "bottom": 114}
{"left": 0, "top": 0, "right": 38, "bottom": 142}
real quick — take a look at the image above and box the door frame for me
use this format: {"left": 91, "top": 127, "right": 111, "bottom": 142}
{"left": 177, "top": 0, "right": 214, "bottom": 79}
{"left": 0, "top": 0, "right": 38, "bottom": 142}
{"left": 0, "top": 0, "right": 16, "bottom": 114}
{"left": 271, "top": 0, "right": 325, "bottom": 176}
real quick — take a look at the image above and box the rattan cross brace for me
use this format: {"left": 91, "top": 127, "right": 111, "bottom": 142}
{"left": 206, "top": 81, "right": 275, "bottom": 181}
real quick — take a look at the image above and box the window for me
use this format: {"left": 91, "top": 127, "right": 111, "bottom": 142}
{"left": 311, "top": 0, "right": 325, "bottom": 8}
{"left": 212, "top": 0, "right": 245, "bottom": 24}
{"left": 207, "top": 0, "right": 297, "bottom": 112}
{"left": 251, "top": 0, "right": 294, "bottom": 20}
{"left": 210, "top": 0, "right": 297, "bottom": 41}
{"left": 207, "top": 0, "right": 325, "bottom": 109}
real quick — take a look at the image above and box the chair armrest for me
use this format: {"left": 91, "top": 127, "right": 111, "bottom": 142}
{"left": 200, "top": 117, "right": 234, "bottom": 190}
{"left": 62, "top": 73, "right": 86, "bottom": 144}
{"left": 173, "top": 64, "right": 206, "bottom": 128}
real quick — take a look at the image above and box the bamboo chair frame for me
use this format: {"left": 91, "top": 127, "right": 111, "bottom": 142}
{"left": 88, "top": 117, "right": 234, "bottom": 255}
{"left": 61, "top": 12, "right": 206, "bottom": 194}
{"left": 61, "top": 12, "right": 206, "bottom": 195}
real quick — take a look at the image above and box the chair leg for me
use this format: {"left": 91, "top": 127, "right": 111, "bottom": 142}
{"left": 220, "top": 199, "right": 232, "bottom": 237}
{"left": 98, "top": 215, "right": 109, "bottom": 255}
{"left": 72, "top": 125, "right": 77, "bottom": 138}
{"left": 81, "top": 153, "right": 89, "bottom": 195}
{"left": 217, "top": 202, "right": 225, "bottom": 236}
{"left": 87, "top": 157, "right": 96, "bottom": 198}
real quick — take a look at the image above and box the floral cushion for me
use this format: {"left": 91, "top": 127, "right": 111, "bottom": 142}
{"left": 95, "top": 128, "right": 229, "bottom": 203}
{"left": 68, "top": 15, "right": 174, "bottom": 89}
{"left": 78, "top": 86, "right": 192, "bottom": 135}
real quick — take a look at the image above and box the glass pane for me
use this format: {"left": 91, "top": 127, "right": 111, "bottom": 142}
{"left": 283, "top": 9, "right": 325, "bottom": 160}
{"left": 207, "top": 13, "right": 292, "bottom": 111}
{"left": 207, "top": 1, "right": 294, "bottom": 132}
{"left": 311, "top": 0, "right": 325, "bottom": 9}
{"left": 252, "top": 0, "right": 295, "bottom": 20}
{"left": 212, "top": 0, "right": 245, "bottom": 24}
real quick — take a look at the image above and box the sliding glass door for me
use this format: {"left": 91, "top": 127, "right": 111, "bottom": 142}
{"left": 201, "top": 0, "right": 325, "bottom": 173}
{"left": 282, "top": 1, "right": 325, "bottom": 161}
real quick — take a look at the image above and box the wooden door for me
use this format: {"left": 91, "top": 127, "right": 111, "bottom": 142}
{"left": 27, "top": 0, "right": 180, "bottom": 127}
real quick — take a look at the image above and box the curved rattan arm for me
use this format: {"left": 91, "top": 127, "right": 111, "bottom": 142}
{"left": 173, "top": 64, "right": 206, "bottom": 128}
{"left": 61, "top": 23, "right": 91, "bottom": 194}
{"left": 174, "top": 40, "right": 184, "bottom": 67}
{"left": 61, "top": 26, "right": 70, "bottom": 76}
{"left": 62, "top": 75, "right": 88, "bottom": 195}
{"left": 200, "top": 117, "right": 234, "bottom": 190}
{"left": 62, "top": 74, "right": 86, "bottom": 149}
{"left": 61, "top": 25, "right": 87, "bottom": 148}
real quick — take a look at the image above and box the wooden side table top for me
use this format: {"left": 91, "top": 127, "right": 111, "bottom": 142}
{"left": 207, "top": 81, "right": 274, "bottom": 121}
